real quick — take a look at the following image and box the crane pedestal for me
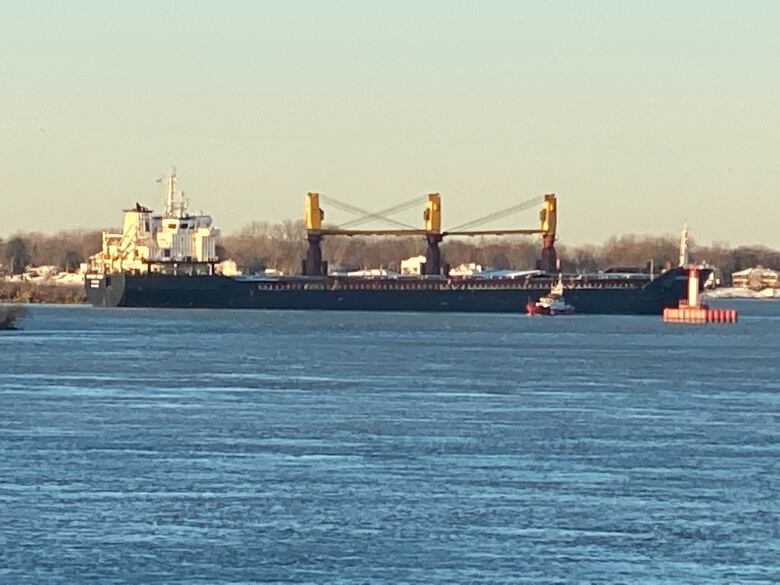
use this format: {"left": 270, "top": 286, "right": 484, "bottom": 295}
{"left": 539, "top": 235, "right": 557, "bottom": 273}
{"left": 303, "top": 234, "right": 324, "bottom": 276}
{"left": 424, "top": 233, "right": 443, "bottom": 276}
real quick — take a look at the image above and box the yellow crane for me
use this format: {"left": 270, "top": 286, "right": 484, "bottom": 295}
{"left": 303, "top": 191, "right": 557, "bottom": 276}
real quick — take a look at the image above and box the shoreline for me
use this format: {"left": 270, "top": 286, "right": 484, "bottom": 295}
{"left": 0, "top": 281, "right": 85, "bottom": 304}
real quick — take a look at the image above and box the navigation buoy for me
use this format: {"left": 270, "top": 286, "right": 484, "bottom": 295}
{"left": 663, "top": 268, "right": 738, "bottom": 324}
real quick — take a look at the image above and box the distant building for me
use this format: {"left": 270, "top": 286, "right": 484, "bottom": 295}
{"left": 731, "top": 267, "right": 780, "bottom": 290}
{"left": 327, "top": 263, "right": 359, "bottom": 276}
{"left": 217, "top": 259, "right": 241, "bottom": 276}
{"left": 400, "top": 255, "right": 426, "bottom": 276}
{"left": 347, "top": 268, "right": 397, "bottom": 278}
{"left": 3, "top": 265, "right": 84, "bottom": 286}
{"left": 449, "top": 262, "right": 486, "bottom": 277}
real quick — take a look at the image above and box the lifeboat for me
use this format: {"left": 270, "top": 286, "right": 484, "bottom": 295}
{"left": 526, "top": 278, "right": 575, "bottom": 316}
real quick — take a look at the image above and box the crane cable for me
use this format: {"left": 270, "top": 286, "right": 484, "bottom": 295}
{"left": 338, "top": 195, "right": 425, "bottom": 229}
{"left": 448, "top": 195, "right": 540, "bottom": 232}
{"left": 320, "top": 194, "right": 420, "bottom": 230}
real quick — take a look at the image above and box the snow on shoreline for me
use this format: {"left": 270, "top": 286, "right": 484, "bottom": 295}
{"left": 703, "top": 287, "right": 780, "bottom": 300}
{"left": 2, "top": 273, "right": 84, "bottom": 286}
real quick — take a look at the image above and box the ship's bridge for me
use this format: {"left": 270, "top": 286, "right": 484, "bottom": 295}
{"left": 89, "top": 169, "right": 220, "bottom": 274}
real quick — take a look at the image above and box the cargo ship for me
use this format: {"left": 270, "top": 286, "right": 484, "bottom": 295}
{"left": 85, "top": 170, "right": 709, "bottom": 314}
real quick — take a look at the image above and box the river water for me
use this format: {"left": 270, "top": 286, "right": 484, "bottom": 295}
{"left": 1, "top": 302, "right": 778, "bottom": 584}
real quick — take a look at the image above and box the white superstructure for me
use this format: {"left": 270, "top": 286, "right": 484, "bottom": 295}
{"left": 89, "top": 168, "right": 220, "bottom": 274}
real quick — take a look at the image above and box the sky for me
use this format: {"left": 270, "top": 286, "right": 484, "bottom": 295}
{"left": 1, "top": 0, "right": 779, "bottom": 247}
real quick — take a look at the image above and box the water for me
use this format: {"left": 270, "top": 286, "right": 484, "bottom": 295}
{"left": 1, "top": 303, "right": 778, "bottom": 584}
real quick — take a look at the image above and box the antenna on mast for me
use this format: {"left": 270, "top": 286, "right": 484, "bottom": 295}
{"left": 165, "top": 166, "right": 178, "bottom": 216}
{"left": 160, "top": 166, "right": 188, "bottom": 217}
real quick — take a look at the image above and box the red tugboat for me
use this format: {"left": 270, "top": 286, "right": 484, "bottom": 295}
{"left": 526, "top": 278, "right": 575, "bottom": 316}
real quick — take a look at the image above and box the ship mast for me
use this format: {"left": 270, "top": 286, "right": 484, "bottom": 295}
{"left": 678, "top": 222, "right": 689, "bottom": 267}
{"left": 162, "top": 166, "right": 188, "bottom": 218}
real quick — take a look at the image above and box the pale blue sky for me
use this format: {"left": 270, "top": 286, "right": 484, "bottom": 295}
{"left": 1, "top": 0, "right": 778, "bottom": 247}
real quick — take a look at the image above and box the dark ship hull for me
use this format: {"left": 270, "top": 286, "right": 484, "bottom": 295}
{"left": 85, "top": 267, "right": 707, "bottom": 315}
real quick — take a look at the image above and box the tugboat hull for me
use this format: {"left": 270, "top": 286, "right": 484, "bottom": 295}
{"left": 526, "top": 302, "right": 575, "bottom": 316}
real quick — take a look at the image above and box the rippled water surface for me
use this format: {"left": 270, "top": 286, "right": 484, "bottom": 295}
{"left": 1, "top": 303, "right": 778, "bottom": 584}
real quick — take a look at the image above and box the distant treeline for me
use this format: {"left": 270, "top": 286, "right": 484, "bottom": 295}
{"left": 0, "top": 231, "right": 102, "bottom": 274}
{"left": 2, "top": 221, "right": 780, "bottom": 285}
{"left": 218, "top": 221, "right": 780, "bottom": 284}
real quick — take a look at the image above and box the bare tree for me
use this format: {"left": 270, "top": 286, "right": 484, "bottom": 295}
{"left": 4, "top": 237, "right": 30, "bottom": 275}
